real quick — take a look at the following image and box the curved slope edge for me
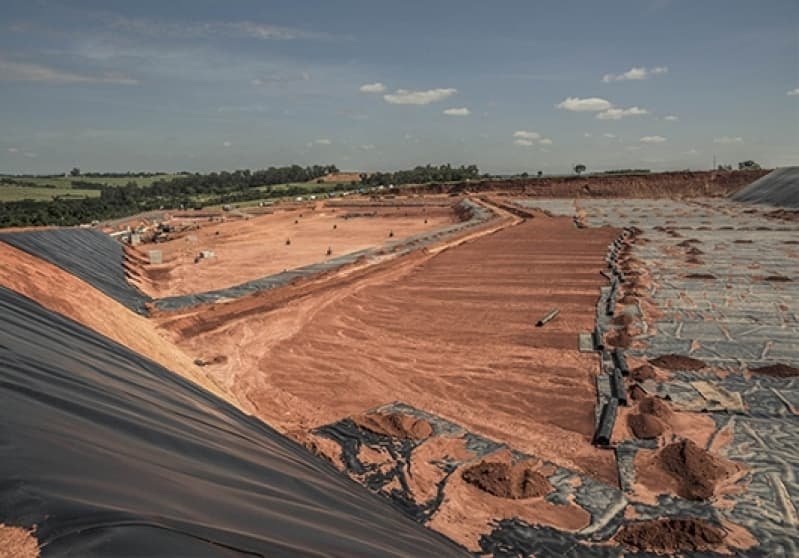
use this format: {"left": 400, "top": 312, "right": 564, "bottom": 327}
{"left": 731, "top": 166, "right": 799, "bottom": 208}
{"left": 0, "top": 287, "right": 466, "bottom": 557}
{"left": 0, "top": 229, "right": 151, "bottom": 314}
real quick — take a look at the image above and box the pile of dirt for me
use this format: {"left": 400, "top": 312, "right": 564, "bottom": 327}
{"left": 629, "top": 396, "right": 673, "bottom": 440}
{"left": 615, "top": 518, "right": 726, "bottom": 554}
{"left": 629, "top": 413, "right": 665, "bottom": 439}
{"left": 613, "top": 313, "right": 635, "bottom": 326}
{"left": 659, "top": 439, "right": 737, "bottom": 500}
{"left": 763, "top": 275, "right": 793, "bottom": 282}
{"left": 750, "top": 363, "right": 799, "bottom": 377}
{"left": 351, "top": 411, "right": 433, "bottom": 440}
{"left": 677, "top": 239, "right": 701, "bottom": 247}
{"left": 684, "top": 273, "right": 716, "bottom": 280}
{"left": 649, "top": 354, "right": 707, "bottom": 371}
{"left": 461, "top": 460, "right": 553, "bottom": 499}
{"left": 685, "top": 247, "right": 704, "bottom": 256}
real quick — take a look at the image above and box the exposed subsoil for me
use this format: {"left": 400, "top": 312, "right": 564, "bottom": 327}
{"left": 649, "top": 354, "right": 707, "bottom": 371}
{"left": 162, "top": 210, "right": 620, "bottom": 489}
{"left": 0, "top": 242, "right": 229, "bottom": 404}
{"left": 749, "top": 363, "right": 799, "bottom": 377}
{"left": 614, "top": 518, "right": 726, "bottom": 554}
{"left": 461, "top": 460, "right": 553, "bottom": 499}
{"left": 659, "top": 439, "right": 740, "bottom": 500}
{"left": 129, "top": 201, "right": 454, "bottom": 298}
{"left": 0, "top": 525, "right": 39, "bottom": 558}
{"left": 628, "top": 413, "right": 665, "bottom": 439}
{"left": 351, "top": 411, "right": 433, "bottom": 440}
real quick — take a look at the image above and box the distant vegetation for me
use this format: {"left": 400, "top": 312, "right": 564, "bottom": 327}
{"left": 595, "top": 169, "right": 652, "bottom": 175}
{"left": 359, "top": 164, "right": 480, "bottom": 186}
{"left": 1, "top": 163, "right": 485, "bottom": 227}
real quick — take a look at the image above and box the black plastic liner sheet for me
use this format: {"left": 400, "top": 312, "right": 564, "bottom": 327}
{"left": 0, "top": 287, "right": 467, "bottom": 558}
{"left": 0, "top": 228, "right": 151, "bottom": 314}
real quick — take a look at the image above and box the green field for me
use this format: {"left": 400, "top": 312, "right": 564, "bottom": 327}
{"left": 14, "top": 174, "right": 180, "bottom": 188}
{"left": 0, "top": 185, "right": 101, "bottom": 202}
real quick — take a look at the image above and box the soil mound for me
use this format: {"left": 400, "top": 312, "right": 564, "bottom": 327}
{"left": 685, "top": 247, "right": 704, "bottom": 256}
{"left": 608, "top": 329, "right": 633, "bottom": 348}
{"left": 763, "top": 275, "right": 792, "bottom": 282}
{"left": 462, "top": 460, "right": 553, "bottom": 499}
{"left": 684, "top": 273, "right": 716, "bottom": 280}
{"left": 629, "top": 413, "right": 665, "bottom": 439}
{"left": 615, "top": 518, "right": 726, "bottom": 553}
{"left": 649, "top": 354, "right": 706, "bottom": 371}
{"left": 750, "top": 363, "right": 799, "bottom": 377}
{"left": 351, "top": 412, "right": 433, "bottom": 440}
{"left": 660, "top": 440, "right": 737, "bottom": 500}
{"left": 613, "top": 313, "right": 635, "bottom": 326}
{"left": 638, "top": 395, "right": 674, "bottom": 419}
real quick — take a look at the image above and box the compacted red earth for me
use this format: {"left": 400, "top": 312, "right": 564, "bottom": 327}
{"left": 165, "top": 212, "right": 620, "bottom": 485}
{"left": 615, "top": 518, "right": 726, "bottom": 554}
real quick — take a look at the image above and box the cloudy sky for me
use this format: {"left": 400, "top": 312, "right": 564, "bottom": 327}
{"left": 1, "top": 0, "right": 797, "bottom": 174}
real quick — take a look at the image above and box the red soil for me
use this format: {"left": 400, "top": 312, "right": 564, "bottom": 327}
{"left": 351, "top": 411, "right": 433, "bottom": 440}
{"left": 659, "top": 439, "right": 741, "bottom": 500}
{"left": 750, "top": 363, "right": 799, "bottom": 377}
{"left": 649, "top": 355, "right": 707, "bottom": 371}
{"left": 163, "top": 210, "right": 620, "bottom": 485}
{"left": 129, "top": 202, "right": 454, "bottom": 298}
{"left": 0, "top": 525, "right": 39, "bottom": 558}
{"left": 461, "top": 460, "right": 553, "bottom": 499}
{"left": 615, "top": 518, "right": 726, "bottom": 554}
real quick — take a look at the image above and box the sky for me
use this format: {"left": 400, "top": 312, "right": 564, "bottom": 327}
{"left": 1, "top": 0, "right": 798, "bottom": 175}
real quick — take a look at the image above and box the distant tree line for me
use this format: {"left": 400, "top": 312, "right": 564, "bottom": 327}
{"left": 360, "top": 164, "right": 480, "bottom": 186}
{"left": 0, "top": 164, "right": 338, "bottom": 227}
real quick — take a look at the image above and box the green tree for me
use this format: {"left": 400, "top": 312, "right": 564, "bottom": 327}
{"left": 574, "top": 164, "right": 586, "bottom": 175}
{"left": 738, "top": 160, "right": 761, "bottom": 171}
{"left": 70, "top": 167, "right": 81, "bottom": 177}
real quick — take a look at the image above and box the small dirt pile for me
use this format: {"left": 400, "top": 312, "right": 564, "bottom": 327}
{"left": 684, "top": 272, "right": 716, "bottom": 280}
{"left": 462, "top": 460, "right": 553, "bottom": 499}
{"left": 763, "top": 275, "right": 793, "bottom": 282}
{"left": 649, "top": 354, "right": 706, "bottom": 371}
{"left": 750, "top": 363, "right": 799, "bottom": 377}
{"left": 659, "top": 439, "right": 737, "bottom": 500}
{"left": 629, "top": 396, "right": 674, "bottom": 439}
{"left": 615, "top": 518, "right": 726, "bottom": 554}
{"left": 351, "top": 412, "right": 433, "bottom": 440}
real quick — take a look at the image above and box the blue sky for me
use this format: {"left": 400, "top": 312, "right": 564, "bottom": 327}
{"left": 1, "top": 0, "right": 797, "bottom": 174}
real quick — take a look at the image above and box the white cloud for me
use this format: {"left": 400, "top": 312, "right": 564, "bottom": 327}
{"left": 0, "top": 58, "right": 138, "bottom": 85}
{"left": 23, "top": 152, "right": 37, "bottom": 158}
{"left": 7, "top": 147, "right": 19, "bottom": 153}
{"left": 640, "top": 135, "right": 667, "bottom": 144}
{"left": 713, "top": 136, "right": 743, "bottom": 144}
{"left": 443, "top": 107, "right": 470, "bottom": 116}
{"left": 359, "top": 144, "right": 375, "bottom": 150}
{"left": 663, "top": 115, "right": 679, "bottom": 121}
{"left": 360, "top": 82, "right": 386, "bottom": 94}
{"left": 314, "top": 138, "right": 332, "bottom": 145}
{"left": 556, "top": 97, "right": 612, "bottom": 112}
{"left": 626, "top": 145, "right": 642, "bottom": 151}
{"left": 383, "top": 88, "right": 457, "bottom": 105}
{"left": 786, "top": 88, "right": 799, "bottom": 96}
{"left": 603, "top": 133, "right": 616, "bottom": 138}
{"left": 583, "top": 132, "right": 592, "bottom": 138}
{"left": 684, "top": 148, "right": 700, "bottom": 155}
{"left": 513, "top": 131, "right": 551, "bottom": 146}
{"left": 602, "top": 66, "right": 668, "bottom": 82}
{"left": 222, "top": 140, "right": 232, "bottom": 147}
{"left": 596, "top": 106, "right": 648, "bottom": 120}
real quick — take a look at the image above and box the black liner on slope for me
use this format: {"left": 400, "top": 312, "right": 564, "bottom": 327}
{"left": 731, "top": 166, "right": 799, "bottom": 208}
{"left": 0, "top": 287, "right": 467, "bottom": 558}
{"left": 0, "top": 228, "right": 151, "bottom": 314}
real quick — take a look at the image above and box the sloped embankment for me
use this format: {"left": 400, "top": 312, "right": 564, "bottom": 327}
{"left": 731, "top": 166, "right": 799, "bottom": 208}
{"left": 0, "top": 287, "right": 466, "bottom": 557}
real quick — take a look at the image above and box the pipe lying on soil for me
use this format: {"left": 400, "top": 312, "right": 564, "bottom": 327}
{"left": 535, "top": 309, "right": 560, "bottom": 327}
{"left": 593, "top": 399, "right": 618, "bottom": 447}
{"left": 611, "top": 367, "right": 628, "bottom": 406}
{"left": 613, "top": 348, "right": 630, "bottom": 376}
